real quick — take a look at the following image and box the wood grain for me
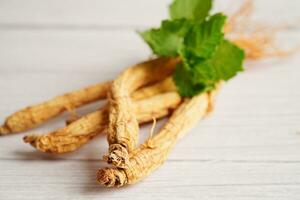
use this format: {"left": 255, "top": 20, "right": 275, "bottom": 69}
{"left": 0, "top": 0, "right": 300, "bottom": 199}
{"left": 0, "top": 0, "right": 299, "bottom": 29}
{"left": 1, "top": 160, "right": 300, "bottom": 200}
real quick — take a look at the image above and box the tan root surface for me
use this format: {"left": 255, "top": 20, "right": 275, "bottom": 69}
{"left": 0, "top": 81, "right": 111, "bottom": 135}
{"left": 97, "top": 87, "right": 220, "bottom": 187}
{"left": 107, "top": 57, "right": 180, "bottom": 168}
{"left": 24, "top": 92, "right": 181, "bottom": 154}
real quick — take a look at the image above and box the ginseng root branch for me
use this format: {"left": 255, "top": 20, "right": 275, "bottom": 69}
{"left": 24, "top": 77, "right": 177, "bottom": 153}
{"left": 24, "top": 92, "right": 181, "bottom": 154}
{"left": 107, "top": 57, "right": 180, "bottom": 168}
{"left": 0, "top": 81, "right": 111, "bottom": 135}
{"left": 97, "top": 87, "right": 219, "bottom": 187}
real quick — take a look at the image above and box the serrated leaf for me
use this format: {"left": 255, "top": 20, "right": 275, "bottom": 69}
{"left": 208, "top": 40, "right": 245, "bottom": 80}
{"left": 139, "top": 19, "right": 190, "bottom": 56}
{"left": 174, "top": 40, "right": 245, "bottom": 97}
{"left": 169, "top": 0, "right": 212, "bottom": 22}
{"left": 173, "top": 63, "right": 207, "bottom": 97}
{"left": 181, "top": 13, "right": 227, "bottom": 59}
{"left": 140, "top": 0, "right": 245, "bottom": 97}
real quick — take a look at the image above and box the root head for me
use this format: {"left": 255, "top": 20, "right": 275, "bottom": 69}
{"left": 105, "top": 144, "right": 129, "bottom": 168}
{"left": 23, "top": 135, "right": 40, "bottom": 148}
{"left": 97, "top": 168, "right": 127, "bottom": 187}
{"left": 0, "top": 125, "right": 10, "bottom": 135}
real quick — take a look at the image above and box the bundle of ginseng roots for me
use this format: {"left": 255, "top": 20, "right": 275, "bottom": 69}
{"left": 0, "top": 1, "right": 288, "bottom": 187}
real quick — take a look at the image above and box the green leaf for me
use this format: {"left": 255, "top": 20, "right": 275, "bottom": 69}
{"left": 188, "top": 40, "right": 244, "bottom": 90}
{"left": 181, "top": 13, "right": 227, "bottom": 59}
{"left": 139, "top": 0, "right": 246, "bottom": 97}
{"left": 169, "top": 0, "right": 212, "bottom": 22}
{"left": 173, "top": 63, "right": 208, "bottom": 97}
{"left": 140, "top": 29, "right": 182, "bottom": 57}
{"left": 173, "top": 40, "right": 245, "bottom": 97}
{"left": 139, "top": 19, "right": 190, "bottom": 56}
{"left": 207, "top": 39, "right": 245, "bottom": 81}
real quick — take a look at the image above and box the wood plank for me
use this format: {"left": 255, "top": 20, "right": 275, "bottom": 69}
{"left": 0, "top": 160, "right": 300, "bottom": 200}
{"left": 0, "top": 29, "right": 299, "bottom": 72}
{"left": 0, "top": 0, "right": 300, "bottom": 199}
{"left": 0, "top": 0, "right": 171, "bottom": 28}
{"left": 0, "top": 29, "right": 151, "bottom": 72}
{"left": 0, "top": 0, "right": 299, "bottom": 29}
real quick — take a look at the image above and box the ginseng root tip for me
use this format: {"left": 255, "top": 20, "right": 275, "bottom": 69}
{"left": 23, "top": 135, "right": 37, "bottom": 145}
{"left": 0, "top": 125, "right": 10, "bottom": 135}
{"left": 106, "top": 144, "right": 130, "bottom": 168}
{"left": 97, "top": 168, "right": 127, "bottom": 188}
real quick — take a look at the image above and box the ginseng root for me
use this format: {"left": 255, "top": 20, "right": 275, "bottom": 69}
{"left": 0, "top": 81, "right": 111, "bottom": 135}
{"left": 63, "top": 76, "right": 177, "bottom": 126}
{"left": 107, "top": 57, "right": 180, "bottom": 168}
{"left": 97, "top": 88, "right": 219, "bottom": 187}
{"left": 24, "top": 92, "right": 181, "bottom": 154}
{"left": 131, "top": 77, "right": 177, "bottom": 100}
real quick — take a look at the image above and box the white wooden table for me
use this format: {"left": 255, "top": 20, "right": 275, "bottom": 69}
{"left": 0, "top": 0, "right": 300, "bottom": 199}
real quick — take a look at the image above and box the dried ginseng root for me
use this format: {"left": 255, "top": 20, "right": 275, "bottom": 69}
{"left": 97, "top": 88, "right": 219, "bottom": 187}
{"left": 107, "top": 57, "right": 180, "bottom": 168}
{"left": 24, "top": 92, "right": 181, "bottom": 154}
{"left": 131, "top": 77, "right": 177, "bottom": 100}
{"left": 63, "top": 77, "right": 177, "bottom": 126}
{"left": 0, "top": 81, "right": 111, "bottom": 135}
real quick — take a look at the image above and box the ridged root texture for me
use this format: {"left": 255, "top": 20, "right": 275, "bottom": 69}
{"left": 24, "top": 133, "right": 96, "bottom": 153}
{"left": 23, "top": 91, "right": 181, "bottom": 154}
{"left": 97, "top": 168, "right": 127, "bottom": 188}
{"left": 0, "top": 81, "right": 111, "bottom": 134}
{"left": 107, "top": 58, "right": 180, "bottom": 168}
{"left": 0, "top": 125, "right": 10, "bottom": 135}
{"left": 105, "top": 144, "right": 129, "bottom": 169}
{"left": 98, "top": 87, "right": 220, "bottom": 187}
